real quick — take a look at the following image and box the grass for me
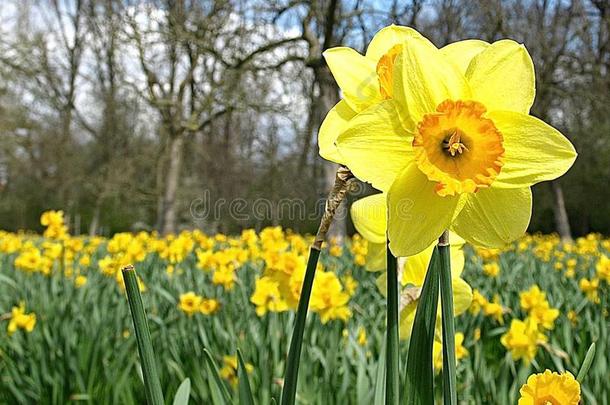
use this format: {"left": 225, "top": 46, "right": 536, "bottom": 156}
{"left": 0, "top": 231, "right": 608, "bottom": 404}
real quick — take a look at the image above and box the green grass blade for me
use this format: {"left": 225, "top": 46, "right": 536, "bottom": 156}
{"left": 203, "top": 349, "right": 231, "bottom": 404}
{"left": 576, "top": 342, "right": 596, "bottom": 382}
{"left": 172, "top": 378, "right": 191, "bottom": 405}
{"left": 237, "top": 349, "right": 255, "bottom": 405}
{"left": 374, "top": 331, "right": 387, "bottom": 405}
{"left": 122, "top": 265, "right": 165, "bottom": 405}
{"left": 386, "top": 246, "right": 400, "bottom": 405}
{"left": 280, "top": 247, "right": 322, "bottom": 405}
{"left": 438, "top": 233, "right": 457, "bottom": 405}
{"left": 405, "top": 247, "right": 440, "bottom": 405}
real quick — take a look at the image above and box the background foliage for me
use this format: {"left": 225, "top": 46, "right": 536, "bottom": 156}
{"left": 0, "top": 0, "right": 608, "bottom": 236}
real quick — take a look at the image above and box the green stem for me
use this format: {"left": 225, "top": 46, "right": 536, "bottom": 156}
{"left": 280, "top": 166, "right": 354, "bottom": 405}
{"left": 405, "top": 246, "right": 440, "bottom": 405}
{"left": 438, "top": 231, "right": 457, "bottom": 405}
{"left": 386, "top": 244, "right": 400, "bottom": 405}
{"left": 280, "top": 247, "right": 321, "bottom": 405}
{"left": 122, "top": 265, "right": 164, "bottom": 405}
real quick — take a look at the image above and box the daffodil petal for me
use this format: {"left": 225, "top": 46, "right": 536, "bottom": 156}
{"left": 388, "top": 163, "right": 461, "bottom": 257}
{"left": 489, "top": 111, "right": 577, "bottom": 188}
{"left": 365, "top": 24, "right": 424, "bottom": 61}
{"left": 366, "top": 242, "right": 386, "bottom": 272}
{"left": 399, "top": 299, "right": 418, "bottom": 339}
{"left": 336, "top": 100, "right": 413, "bottom": 191}
{"left": 323, "top": 47, "right": 382, "bottom": 112}
{"left": 440, "top": 39, "right": 490, "bottom": 75}
{"left": 449, "top": 243, "right": 465, "bottom": 277}
{"left": 451, "top": 187, "right": 532, "bottom": 248}
{"left": 452, "top": 277, "right": 473, "bottom": 315}
{"left": 351, "top": 194, "right": 387, "bottom": 244}
{"left": 466, "top": 40, "right": 535, "bottom": 114}
{"left": 393, "top": 37, "right": 471, "bottom": 130}
{"left": 402, "top": 244, "right": 434, "bottom": 286}
{"left": 318, "top": 100, "right": 357, "bottom": 163}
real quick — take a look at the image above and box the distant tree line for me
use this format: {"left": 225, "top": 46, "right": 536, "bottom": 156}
{"left": 0, "top": 0, "right": 608, "bottom": 239}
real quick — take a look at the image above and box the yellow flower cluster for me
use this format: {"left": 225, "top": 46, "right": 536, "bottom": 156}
{"left": 40, "top": 210, "right": 68, "bottom": 239}
{"left": 470, "top": 290, "right": 505, "bottom": 324}
{"left": 219, "top": 355, "right": 254, "bottom": 386}
{"left": 11, "top": 212, "right": 95, "bottom": 279}
{"left": 178, "top": 292, "right": 220, "bottom": 316}
{"left": 3, "top": 214, "right": 359, "bottom": 325}
{"left": 251, "top": 252, "right": 352, "bottom": 323}
{"left": 350, "top": 234, "right": 368, "bottom": 266}
{"left": 467, "top": 233, "right": 609, "bottom": 367}
{"left": 482, "top": 262, "right": 500, "bottom": 277}
{"left": 7, "top": 303, "right": 37, "bottom": 335}
{"left": 519, "top": 285, "right": 559, "bottom": 330}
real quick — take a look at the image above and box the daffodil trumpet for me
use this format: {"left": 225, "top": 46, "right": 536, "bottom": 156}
{"left": 281, "top": 166, "right": 355, "bottom": 405}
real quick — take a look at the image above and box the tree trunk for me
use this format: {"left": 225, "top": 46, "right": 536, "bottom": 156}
{"left": 551, "top": 180, "right": 573, "bottom": 242}
{"left": 160, "top": 134, "right": 185, "bottom": 235}
{"left": 89, "top": 196, "right": 103, "bottom": 236}
{"left": 314, "top": 65, "right": 344, "bottom": 241}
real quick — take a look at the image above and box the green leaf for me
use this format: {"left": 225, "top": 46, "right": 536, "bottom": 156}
{"left": 280, "top": 247, "right": 322, "bottom": 405}
{"left": 122, "top": 266, "right": 165, "bottom": 405}
{"left": 576, "top": 342, "right": 596, "bottom": 383}
{"left": 386, "top": 247, "right": 400, "bottom": 405}
{"left": 373, "top": 337, "right": 387, "bottom": 405}
{"left": 172, "top": 378, "right": 191, "bottom": 405}
{"left": 203, "top": 349, "right": 231, "bottom": 405}
{"left": 438, "top": 236, "right": 457, "bottom": 405}
{"left": 237, "top": 349, "right": 255, "bottom": 405}
{"left": 405, "top": 246, "right": 440, "bottom": 405}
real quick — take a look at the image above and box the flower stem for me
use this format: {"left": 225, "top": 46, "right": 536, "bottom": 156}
{"left": 280, "top": 166, "right": 354, "bottom": 405}
{"left": 438, "top": 231, "right": 457, "bottom": 405}
{"left": 121, "top": 265, "right": 164, "bottom": 405}
{"left": 386, "top": 243, "right": 400, "bottom": 405}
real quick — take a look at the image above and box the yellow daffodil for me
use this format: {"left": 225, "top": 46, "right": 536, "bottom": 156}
{"left": 483, "top": 295, "right": 505, "bottom": 324}
{"left": 250, "top": 276, "right": 289, "bottom": 316}
{"left": 596, "top": 255, "right": 610, "bottom": 282}
{"left": 518, "top": 370, "right": 580, "bottom": 405}
{"left": 501, "top": 317, "right": 546, "bottom": 363}
{"left": 520, "top": 285, "right": 559, "bottom": 330}
{"left": 482, "top": 262, "right": 500, "bottom": 277}
{"left": 332, "top": 27, "right": 576, "bottom": 256}
{"left": 520, "top": 285, "right": 547, "bottom": 311}
{"left": 7, "top": 303, "right": 37, "bottom": 335}
{"left": 199, "top": 298, "right": 220, "bottom": 315}
{"left": 351, "top": 194, "right": 472, "bottom": 338}
{"left": 469, "top": 289, "right": 487, "bottom": 314}
{"left": 74, "top": 275, "right": 87, "bottom": 288}
{"left": 178, "top": 292, "right": 202, "bottom": 316}
{"left": 579, "top": 277, "right": 600, "bottom": 303}
{"left": 310, "top": 271, "right": 352, "bottom": 323}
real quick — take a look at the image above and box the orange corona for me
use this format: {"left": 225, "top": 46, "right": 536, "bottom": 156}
{"left": 413, "top": 99, "right": 505, "bottom": 196}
